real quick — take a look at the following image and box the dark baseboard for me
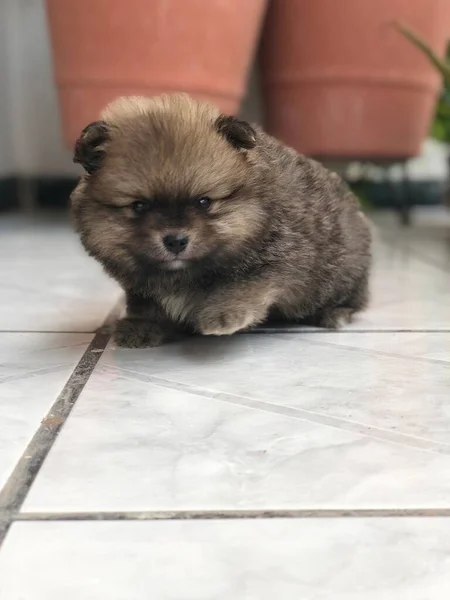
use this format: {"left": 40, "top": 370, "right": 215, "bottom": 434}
{"left": 35, "top": 177, "right": 78, "bottom": 209}
{"left": 0, "top": 177, "right": 19, "bottom": 211}
{"left": 0, "top": 177, "right": 78, "bottom": 211}
{"left": 0, "top": 175, "right": 446, "bottom": 213}
{"left": 348, "top": 179, "right": 446, "bottom": 209}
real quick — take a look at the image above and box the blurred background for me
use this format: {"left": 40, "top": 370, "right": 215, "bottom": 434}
{"left": 0, "top": 0, "right": 450, "bottom": 224}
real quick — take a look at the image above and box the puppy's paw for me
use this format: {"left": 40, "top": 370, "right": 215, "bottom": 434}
{"left": 315, "top": 307, "right": 355, "bottom": 330}
{"left": 197, "top": 308, "right": 261, "bottom": 336}
{"left": 114, "top": 318, "right": 166, "bottom": 348}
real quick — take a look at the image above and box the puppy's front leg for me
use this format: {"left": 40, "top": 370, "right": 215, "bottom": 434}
{"left": 114, "top": 292, "right": 176, "bottom": 348}
{"left": 196, "top": 282, "right": 275, "bottom": 337}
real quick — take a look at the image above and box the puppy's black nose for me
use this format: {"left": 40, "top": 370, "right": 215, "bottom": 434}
{"left": 163, "top": 234, "right": 189, "bottom": 255}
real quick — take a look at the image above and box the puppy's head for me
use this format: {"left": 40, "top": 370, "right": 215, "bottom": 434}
{"left": 71, "top": 94, "right": 266, "bottom": 281}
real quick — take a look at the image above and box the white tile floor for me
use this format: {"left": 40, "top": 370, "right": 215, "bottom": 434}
{"left": 0, "top": 209, "right": 450, "bottom": 598}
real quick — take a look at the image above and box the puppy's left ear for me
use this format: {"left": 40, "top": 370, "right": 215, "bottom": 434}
{"left": 216, "top": 115, "right": 256, "bottom": 150}
{"left": 73, "top": 120, "right": 110, "bottom": 174}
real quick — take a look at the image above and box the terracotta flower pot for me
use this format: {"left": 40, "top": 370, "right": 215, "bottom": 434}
{"left": 45, "top": 0, "right": 266, "bottom": 146}
{"left": 261, "top": 0, "right": 450, "bottom": 158}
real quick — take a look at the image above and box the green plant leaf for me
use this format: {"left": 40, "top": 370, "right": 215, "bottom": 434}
{"left": 394, "top": 22, "right": 450, "bottom": 82}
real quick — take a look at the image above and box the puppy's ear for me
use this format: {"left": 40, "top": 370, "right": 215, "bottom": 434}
{"left": 215, "top": 115, "right": 256, "bottom": 150}
{"left": 73, "top": 120, "right": 109, "bottom": 174}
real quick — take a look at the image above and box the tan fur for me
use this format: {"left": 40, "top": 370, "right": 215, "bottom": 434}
{"left": 159, "top": 292, "right": 193, "bottom": 324}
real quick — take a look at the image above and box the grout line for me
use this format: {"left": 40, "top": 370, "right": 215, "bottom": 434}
{"left": 0, "top": 300, "right": 121, "bottom": 547}
{"left": 290, "top": 336, "right": 450, "bottom": 367}
{"left": 247, "top": 328, "right": 450, "bottom": 334}
{"left": 102, "top": 365, "right": 450, "bottom": 456}
{"left": 0, "top": 330, "right": 95, "bottom": 334}
{"left": 0, "top": 365, "right": 71, "bottom": 385}
{"left": 1, "top": 329, "right": 450, "bottom": 337}
{"left": 1, "top": 329, "right": 450, "bottom": 336}
{"left": 15, "top": 508, "right": 450, "bottom": 522}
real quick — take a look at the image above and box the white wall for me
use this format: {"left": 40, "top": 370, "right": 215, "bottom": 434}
{"left": 0, "top": 0, "right": 77, "bottom": 177}
{"left": 0, "top": 0, "right": 14, "bottom": 177}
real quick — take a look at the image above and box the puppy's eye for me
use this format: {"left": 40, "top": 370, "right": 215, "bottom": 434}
{"left": 131, "top": 200, "right": 150, "bottom": 214}
{"left": 196, "top": 196, "right": 211, "bottom": 210}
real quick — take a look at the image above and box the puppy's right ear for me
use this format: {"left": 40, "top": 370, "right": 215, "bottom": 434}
{"left": 73, "top": 121, "right": 109, "bottom": 174}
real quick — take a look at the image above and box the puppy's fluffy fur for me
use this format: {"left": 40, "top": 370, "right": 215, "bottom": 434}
{"left": 71, "top": 94, "right": 371, "bottom": 347}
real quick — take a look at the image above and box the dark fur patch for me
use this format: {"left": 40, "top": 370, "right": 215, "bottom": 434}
{"left": 215, "top": 115, "right": 257, "bottom": 150}
{"left": 73, "top": 121, "right": 109, "bottom": 174}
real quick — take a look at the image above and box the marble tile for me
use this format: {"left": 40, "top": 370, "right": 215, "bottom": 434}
{"left": 0, "top": 332, "right": 92, "bottom": 491}
{"left": 23, "top": 364, "right": 450, "bottom": 512}
{"left": 97, "top": 331, "right": 450, "bottom": 448}
{"left": 298, "top": 331, "right": 450, "bottom": 363}
{"left": 373, "top": 207, "right": 450, "bottom": 272}
{"left": 1, "top": 519, "right": 450, "bottom": 599}
{"left": 359, "top": 212, "right": 450, "bottom": 329}
{"left": 357, "top": 242, "right": 450, "bottom": 330}
{"left": 0, "top": 215, "right": 120, "bottom": 332}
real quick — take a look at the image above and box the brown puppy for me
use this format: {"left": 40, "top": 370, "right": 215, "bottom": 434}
{"left": 71, "top": 94, "right": 371, "bottom": 347}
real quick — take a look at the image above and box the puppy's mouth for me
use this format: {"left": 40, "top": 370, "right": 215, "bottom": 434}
{"left": 132, "top": 251, "right": 192, "bottom": 273}
{"left": 161, "top": 258, "right": 191, "bottom": 271}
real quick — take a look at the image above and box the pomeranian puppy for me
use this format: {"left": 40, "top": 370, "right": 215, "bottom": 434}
{"left": 71, "top": 94, "right": 371, "bottom": 347}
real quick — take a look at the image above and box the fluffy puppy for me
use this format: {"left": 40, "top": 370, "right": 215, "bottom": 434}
{"left": 71, "top": 94, "right": 371, "bottom": 347}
